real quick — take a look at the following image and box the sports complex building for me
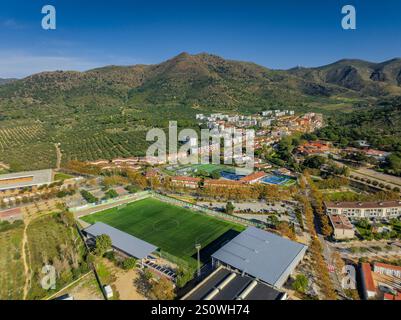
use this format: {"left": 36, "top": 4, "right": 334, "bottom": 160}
{"left": 184, "top": 227, "right": 307, "bottom": 300}
{"left": 81, "top": 196, "right": 307, "bottom": 300}
{"left": 0, "top": 169, "right": 53, "bottom": 191}
{"left": 84, "top": 222, "right": 158, "bottom": 261}
{"left": 211, "top": 227, "right": 307, "bottom": 288}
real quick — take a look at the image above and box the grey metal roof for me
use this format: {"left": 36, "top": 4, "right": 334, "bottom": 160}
{"left": 211, "top": 227, "right": 307, "bottom": 287}
{"left": 183, "top": 267, "right": 284, "bottom": 300}
{"left": 84, "top": 222, "right": 158, "bottom": 259}
{"left": 0, "top": 169, "right": 53, "bottom": 190}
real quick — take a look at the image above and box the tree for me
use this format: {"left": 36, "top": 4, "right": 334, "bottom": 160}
{"left": 303, "top": 155, "right": 326, "bottom": 169}
{"left": 104, "top": 189, "right": 118, "bottom": 199}
{"left": 176, "top": 267, "right": 194, "bottom": 288}
{"left": 225, "top": 202, "right": 235, "bottom": 215}
{"left": 292, "top": 274, "right": 308, "bottom": 293}
{"left": 210, "top": 170, "right": 221, "bottom": 180}
{"left": 149, "top": 277, "right": 176, "bottom": 300}
{"left": 277, "top": 222, "right": 296, "bottom": 241}
{"left": 331, "top": 251, "right": 345, "bottom": 273}
{"left": 95, "top": 234, "right": 112, "bottom": 256}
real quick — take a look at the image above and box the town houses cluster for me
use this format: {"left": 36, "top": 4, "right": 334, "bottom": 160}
{"left": 196, "top": 110, "right": 324, "bottom": 147}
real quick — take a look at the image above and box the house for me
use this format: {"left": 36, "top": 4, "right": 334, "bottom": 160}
{"left": 170, "top": 176, "right": 200, "bottom": 189}
{"left": 239, "top": 171, "right": 267, "bottom": 184}
{"left": 361, "top": 263, "right": 377, "bottom": 299}
{"left": 203, "top": 179, "right": 244, "bottom": 188}
{"left": 324, "top": 200, "right": 401, "bottom": 219}
{"left": 373, "top": 262, "right": 401, "bottom": 279}
{"left": 383, "top": 292, "right": 401, "bottom": 300}
{"left": 328, "top": 214, "right": 355, "bottom": 240}
{"left": 297, "top": 141, "right": 331, "bottom": 156}
{"left": 0, "top": 207, "right": 22, "bottom": 222}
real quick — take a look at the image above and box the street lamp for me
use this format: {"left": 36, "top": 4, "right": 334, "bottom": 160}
{"left": 195, "top": 243, "right": 201, "bottom": 277}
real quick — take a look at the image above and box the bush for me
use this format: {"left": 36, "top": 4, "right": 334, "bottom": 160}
{"left": 125, "top": 185, "right": 139, "bottom": 194}
{"left": 80, "top": 190, "right": 98, "bottom": 203}
{"left": 292, "top": 274, "right": 308, "bottom": 293}
{"left": 103, "top": 189, "right": 119, "bottom": 200}
{"left": 122, "top": 257, "right": 137, "bottom": 270}
{"left": 176, "top": 267, "right": 194, "bottom": 288}
{"left": 104, "top": 251, "right": 116, "bottom": 262}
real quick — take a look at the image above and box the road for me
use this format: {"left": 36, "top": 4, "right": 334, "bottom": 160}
{"left": 303, "top": 174, "right": 346, "bottom": 299}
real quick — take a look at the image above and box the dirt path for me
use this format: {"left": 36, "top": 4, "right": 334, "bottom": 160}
{"left": 55, "top": 143, "right": 62, "bottom": 170}
{"left": 21, "top": 215, "right": 31, "bottom": 300}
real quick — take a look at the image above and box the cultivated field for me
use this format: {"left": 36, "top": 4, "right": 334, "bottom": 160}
{"left": 0, "top": 223, "right": 25, "bottom": 300}
{"left": 0, "top": 124, "right": 56, "bottom": 171}
{"left": 82, "top": 197, "right": 244, "bottom": 267}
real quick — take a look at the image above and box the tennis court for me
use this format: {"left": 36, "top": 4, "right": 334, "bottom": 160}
{"left": 261, "top": 174, "right": 294, "bottom": 186}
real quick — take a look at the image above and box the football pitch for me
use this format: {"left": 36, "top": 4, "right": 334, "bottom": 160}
{"left": 82, "top": 197, "right": 244, "bottom": 266}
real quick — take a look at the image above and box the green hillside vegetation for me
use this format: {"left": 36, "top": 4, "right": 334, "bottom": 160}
{"left": 1, "top": 53, "right": 401, "bottom": 171}
{"left": 316, "top": 99, "right": 401, "bottom": 175}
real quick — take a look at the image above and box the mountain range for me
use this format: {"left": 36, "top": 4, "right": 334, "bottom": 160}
{"left": 1, "top": 52, "right": 401, "bottom": 171}
{"left": 1, "top": 52, "right": 401, "bottom": 117}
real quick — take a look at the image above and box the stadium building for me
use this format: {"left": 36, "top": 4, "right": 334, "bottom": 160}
{"left": 211, "top": 227, "right": 307, "bottom": 288}
{"left": 84, "top": 222, "right": 158, "bottom": 262}
{"left": 182, "top": 266, "right": 287, "bottom": 300}
{"left": 0, "top": 169, "right": 53, "bottom": 191}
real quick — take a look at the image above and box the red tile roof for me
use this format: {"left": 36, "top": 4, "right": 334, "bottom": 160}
{"left": 384, "top": 292, "right": 401, "bottom": 300}
{"left": 171, "top": 176, "right": 201, "bottom": 183}
{"left": 0, "top": 207, "right": 22, "bottom": 219}
{"left": 328, "top": 214, "right": 354, "bottom": 230}
{"left": 240, "top": 171, "right": 267, "bottom": 182}
{"left": 374, "top": 262, "right": 401, "bottom": 272}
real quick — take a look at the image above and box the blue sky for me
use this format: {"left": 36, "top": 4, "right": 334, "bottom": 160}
{"left": 0, "top": 0, "right": 400, "bottom": 78}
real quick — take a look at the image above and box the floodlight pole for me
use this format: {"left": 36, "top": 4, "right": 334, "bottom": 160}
{"left": 195, "top": 244, "right": 201, "bottom": 277}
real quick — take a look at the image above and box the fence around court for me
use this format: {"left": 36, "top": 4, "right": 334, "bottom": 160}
{"left": 151, "top": 192, "right": 265, "bottom": 229}
{"left": 155, "top": 250, "right": 196, "bottom": 271}
{"left": 69, "top": 191, "right": 151, "bottom": 213}
{"left": 71, "top": 188, "right": 265, "bottom": 228}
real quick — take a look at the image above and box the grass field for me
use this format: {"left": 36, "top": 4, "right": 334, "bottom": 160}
{"left": 26, "top": 213, "right": 88, "bottom": 300}
{"left": 54, "top": 172, "right": 74, "bottom": 181}
{"left": 82, "top": 198, "right": 244, "bottom": 267}
{"left": 164, "top": 163, "right": 235, "bottom": 176}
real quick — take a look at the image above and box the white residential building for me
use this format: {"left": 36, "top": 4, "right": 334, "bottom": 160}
{"left": 325, "top": 201, "right": 401, "bottom": 219}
